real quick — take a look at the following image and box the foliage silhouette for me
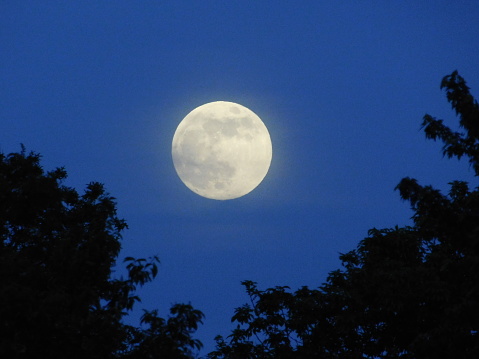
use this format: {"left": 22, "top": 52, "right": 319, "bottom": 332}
{"left": 0, "top": 146, "right": 203, "bottom": 359}
{"left": 207, "top": 71, "right": 479, "bottom": 359}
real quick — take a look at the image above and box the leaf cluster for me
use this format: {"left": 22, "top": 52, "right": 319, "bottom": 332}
{"left": 421, "top": 71, "right": 479, "bottom": 174}
{"left": 0, "top": 148, "right": 203, "bottom": 358}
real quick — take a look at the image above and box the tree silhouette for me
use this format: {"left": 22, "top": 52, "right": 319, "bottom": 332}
{"left": 207, "top": 71, "right": 479, "bottom": 359}
{"left": 0, "top": 147, "right": 203, "bottom": 359}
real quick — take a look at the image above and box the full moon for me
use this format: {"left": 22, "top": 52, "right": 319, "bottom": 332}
{"left": 172, "top": 101, "right": 272, "bottom": 200}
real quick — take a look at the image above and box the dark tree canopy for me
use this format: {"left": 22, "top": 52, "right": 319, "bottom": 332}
{"left": 0, "top": 147, "right": 203, "bottom": 359}
{"left": 207, "top": 71, "right": 479, "bottom": 359}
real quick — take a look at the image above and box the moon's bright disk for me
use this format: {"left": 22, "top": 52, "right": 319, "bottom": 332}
{"left": 172, "top": 101, "right": 272, "bottom": 200}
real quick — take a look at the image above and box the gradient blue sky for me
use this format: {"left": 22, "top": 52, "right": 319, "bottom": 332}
{"left": 2, "top": 1, "right": 479, "bottom": 355}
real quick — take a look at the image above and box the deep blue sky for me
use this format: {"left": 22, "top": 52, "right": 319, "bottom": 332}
{"left": 2, "top": 1, "right": 479, "bottom": 355}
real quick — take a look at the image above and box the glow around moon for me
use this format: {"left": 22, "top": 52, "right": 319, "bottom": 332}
{"left": 172, "top": 101, "right": 272, "bottom": 200}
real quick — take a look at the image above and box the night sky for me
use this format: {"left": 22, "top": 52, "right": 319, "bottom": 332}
{"left": 2, "top": 1, "right": 479, "bottom": 355}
